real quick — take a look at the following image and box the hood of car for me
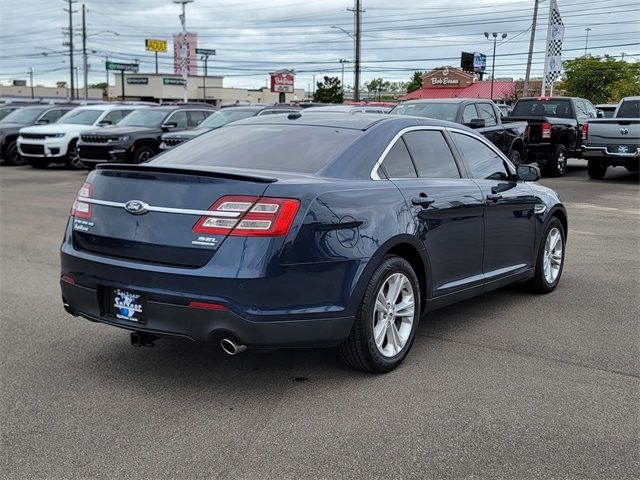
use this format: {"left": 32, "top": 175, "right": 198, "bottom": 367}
{"left": 163, "top": 127, "right": 212, "bottom": 139}
{"left": 0, "top": 123, "right": 25, "bottom": 135}
{"left": 19, "top": 123, "right": 103, "bottom": 135}
{"left": 89, "top": 126, "right": 160, "bottom": 136}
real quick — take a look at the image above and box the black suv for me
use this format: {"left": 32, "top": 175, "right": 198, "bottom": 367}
{"left": 77, "top": 106, "right": 213, "bottom": 169}
{"left": 159, "top": 105, "right": 301, "bottom": 150}
{"left": 0, "top": 104, "right": 74, "bottom": 165}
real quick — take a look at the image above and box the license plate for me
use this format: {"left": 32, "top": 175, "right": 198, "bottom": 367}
{"left": 617, "top": 145, "right": 630, "bottom": 153}
{"left": 109, "top": 288, "right": 147, "bottom": 324}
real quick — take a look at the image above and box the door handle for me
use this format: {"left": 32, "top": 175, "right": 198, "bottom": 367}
{"left": 486, "top": 193, "right": 502, "bottom": 202}
{"left": 411, "top": 193, "right": 435, "bottom": 208}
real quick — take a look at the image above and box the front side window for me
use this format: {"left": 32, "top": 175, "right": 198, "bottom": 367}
{"left": 102, "top": 110, "right": 131, "bottom": 125}
{"left": 39, "top": 109, "right": 67, "bottom": 123}
{"left": 476, "top": 103, "right": 497, "bottom": 126}
{"left": 167, "top": 111, "right": 189, "bottom": 128}
{"left": 188, "top": 110, "right": 207, "bottom": 126}
{"left": 379, "top": 138, "right": 417, "bottom": 178}
{"left": 451, "top": 132, "right": 510, "bottom": 181}
{"left": 462, "top": 105, "right": 478, "bottom": 123}
{"left": 402, "top": 130, "right": 460, "bottom": 178}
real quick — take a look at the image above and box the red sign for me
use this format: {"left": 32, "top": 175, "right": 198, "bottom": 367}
{"left": 270, "top": 72, "right": 295, "bottom": 93}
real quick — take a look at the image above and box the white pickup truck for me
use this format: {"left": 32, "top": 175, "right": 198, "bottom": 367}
{"left": 17, "top": 104, "right": 140, "bottom": 169}
{"left": 583, "top": 96, "right": 640, "bottom": 179}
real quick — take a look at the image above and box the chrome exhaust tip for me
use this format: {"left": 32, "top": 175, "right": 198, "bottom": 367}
{"left": 220, "top": 338, "right": 247, "bottom": 355}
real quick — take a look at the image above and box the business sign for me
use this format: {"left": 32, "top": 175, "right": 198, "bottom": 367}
{"left": 106, "top": 61, "right": 139, "bottom": 73}
{"left": 473, "top": 52, "right": 487, "bottom": 72}
{"left": 173, "top": 33, "right": 198, "bottom": 76}
{"left": 12, "top": 80, "right": 27, "bottom": 86}
{"left": 127, "top": 77, "right": 149, "bottom": 85}
{"left": 163, "top": 77, "right": 186, "bottom": 86}
{"left": 195, "top": 48, "right": 216, "bottom": 56}
{"left": 145, "top": 38, "right": 167, "bottom": 53}
{"left": 270, "top": 71, "right": 295, "bottom": 93}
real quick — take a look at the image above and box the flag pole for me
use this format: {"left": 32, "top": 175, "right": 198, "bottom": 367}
{"left": 541, "top": 0, "right": 554, "bottom": 96}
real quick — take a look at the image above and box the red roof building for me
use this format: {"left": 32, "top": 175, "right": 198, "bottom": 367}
{"left": 402, "top": 68, "right": 516, "bottom": 101}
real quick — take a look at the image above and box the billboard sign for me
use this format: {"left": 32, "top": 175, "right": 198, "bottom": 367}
{"left": 195, "top": 48, "right": 216, "bottom": 56}
{"left": 473, "top": 52, "right": 487, "bottom": 72}
{"left": 145, "top": 39, "right": 167, "bottom": 53}
{"left": 163, "top": 77, "right": 186, "bottom": 86}
{"left": 106, "top": 61, "right": 139, "bottom": 73}
{"left": 127, "top": 77, "right": 149, "bottom": 85}
{"left": 270, "top": 71, "right": 295, "bottom": 93}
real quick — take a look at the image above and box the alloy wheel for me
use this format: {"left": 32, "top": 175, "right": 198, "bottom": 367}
{"left": 543, "top": 227, "right": 563, "bottom": 284}
{"left": 557, "top": 151, "right": 567, "bottom": 173}
{"left": 373, "top": 272, "right": 415, "bottom": 358}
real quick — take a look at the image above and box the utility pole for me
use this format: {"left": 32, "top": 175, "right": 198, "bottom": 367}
{"left": 523, "top": 0, "right": 539, "bottom": 98}
{"left": 64, "top": 0, "right": 77, "bottom": 100}
{"left": 584, "top": 27, "right": 591, "bottom": 56}
{"left": 82, "top": 4, "right": 88, "bottom": 100}
{"left": 339, "top": 59, "right": 349, "bottom": 97}
{"left": 29, "top": 68, "right": 34, "bottom": 98}
{"left": 173, "top": 0, "right": 194, "bottom": 103}
{"left": 350, "top": 0, "right": 362, "bottom": 102}
{"left": 621, "top": 52, "right": 626, "bottom": 61}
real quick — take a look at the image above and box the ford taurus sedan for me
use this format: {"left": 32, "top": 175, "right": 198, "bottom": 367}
{"left": 60, "top": 114, "right": 567, "bottom": 372}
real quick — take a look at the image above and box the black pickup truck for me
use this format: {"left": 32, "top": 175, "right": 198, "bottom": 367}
{"left": 505, "top": 96, "right": 601, "bottom": 177}
{"left": 391, "top": 98, "right": 528, "bottom": 163}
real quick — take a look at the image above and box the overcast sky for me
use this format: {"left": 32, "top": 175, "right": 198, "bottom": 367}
{"left": 1, "top": 0, "right": 638, "bottom": 91}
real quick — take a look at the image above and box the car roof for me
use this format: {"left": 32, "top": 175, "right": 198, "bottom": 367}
{"left": 400, "top": 98, "right": 487, "bottom": 104}
{"left": 228, "top": 112, "right": 461, "bottom": 131}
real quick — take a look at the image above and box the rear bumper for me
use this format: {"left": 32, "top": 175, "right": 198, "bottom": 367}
{"left": 582, "top": 145, "right": 639, "bottom": 159}
{"left": 61, "top": 280, "right": 354, "bottom": 347}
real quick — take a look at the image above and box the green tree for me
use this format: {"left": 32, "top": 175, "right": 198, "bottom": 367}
{"left": 407, "top": 71, "right": 423, "bottom": 92}
{"left": 90, "top": 82, "right": 108, "bottom": 90}
{"left": 561, "top": 56, "right": 640, "bottom": 104}
{"left": 365, "top": 78, "right": 391, "bottom": 100}
{"left": 313, "top": 76, "right": 343, "bottom": 103}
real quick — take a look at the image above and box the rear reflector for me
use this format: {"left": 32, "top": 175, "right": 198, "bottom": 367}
{"left": 193, "top": 195, "right": 300, "bottom": 237}
{"left": 71, "top": 182, "right": 92, "bottom": 219}
{"left": 188, "top": 301, "right": 228, "bottom": 311}
{"left": 541, "top": 122, "right": 552, "bottom": 140}
{"left": 61, "top": 274, "right": 75, "bottom": 285}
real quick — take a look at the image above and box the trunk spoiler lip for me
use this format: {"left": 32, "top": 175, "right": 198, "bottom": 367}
{"left": 96, "top": 162, "right": 279, "bottom": 183}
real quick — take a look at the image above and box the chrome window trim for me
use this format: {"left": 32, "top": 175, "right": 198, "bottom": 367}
{"left": 78, "top": 197, "right": 240, "bottom": 217}
{"left": 370, "top": 125, "right": 515, "bottom": 181}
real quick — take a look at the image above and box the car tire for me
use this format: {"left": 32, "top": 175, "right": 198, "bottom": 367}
{"left": 29, "top": 158, "right": 50, "bottom": 169}
{"left": 133, "top": 146, "right": 155, "bottom": 164}
{"left": 587, "top": 159, "right": 608, "bottom": 179}
{"left": 527, "top": 217, "right": 565, "bottom": 294}
{"left": 2, "top": 140, "right": 26, "bottom": 166}
{"left": 509, "top": 149, "right": 522, "bottom": 165}
{"left": 338, "top": 255, "right": 420, "bottom": 373}
{"left": 543, "top": 144, "right": 568, "bottom": 177}
{"left": 65, "top": 140, "right": 84, "bottom": 170}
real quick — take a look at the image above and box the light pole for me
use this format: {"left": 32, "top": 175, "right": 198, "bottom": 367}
{"left": 332, "top": 25, "right": 359, "bottom": 100}
{"left": 584, "top": 27, "right": 592, "bottom": 56}
{"left": 312, "top": 74, "right": 316, "bottom": 98}
{"left": 29, "top": 68, "right": 34, "bottom": 99}
{"left": 339, "top": 59, "right": 349, "bottom": 97}
{"left": 173, "top": 0, "right": 194, "bottom": 103}
{"left": 484, "top": 32, "right": 507, "bottom": 101}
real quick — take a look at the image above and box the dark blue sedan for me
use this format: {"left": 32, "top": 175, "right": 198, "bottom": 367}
{"left": 60, "top": 113, "right": 567, "bottom": 372}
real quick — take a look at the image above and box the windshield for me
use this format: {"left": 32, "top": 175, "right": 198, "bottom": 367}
{"left": 392, "top": 103, "right": 458, "bottom": 122}
{"left": 200, "top": 109, "right": 256, "bottom": 128}
{"left": 0, "top": 107, "right": 46, "bottom": 124}
{"left": 59, "top": 109, "right": 104, "bottom": 125}
{"left": 616, "top": 100, "right": 640, "bottom": 118}
{"left": 117, "top": 109, "right": 169, "bottom": 127}
{"left": 0, "top": 108, "right": 19, "bottom": 121}
{"left": 512, "top": 99, "right": 573, "bottom": 118}
{"left": 153, "top": 124, "right": 361, "bottom": 173}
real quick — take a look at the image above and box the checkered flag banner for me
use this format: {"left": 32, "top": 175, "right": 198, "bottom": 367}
{"left": 542, "top": 0, "right": 565, "bottom": 93}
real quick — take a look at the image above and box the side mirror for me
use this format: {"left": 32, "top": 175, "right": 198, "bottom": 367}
{"left": 35, "top": 119, "right": 50, "bottom": 124}
{"left": 162, "top": 121, "right": 178, "bottom": 130}
{"left": 465, "top": 118, "right": 485, "bottom": 129}
{"left": 596, "top": 109, "right": 605, "bottom": 118}
{"left": 516, "top": 164, "right": 540, "bottom": 182}
{"left": 97, "top": 120, "right": 112, "bottom": 126}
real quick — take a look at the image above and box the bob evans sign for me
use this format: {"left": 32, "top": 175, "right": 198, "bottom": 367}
{"left": 270, "top": 71, "right": 295, "bottom": 93}
{"left": 422, "top": 68, "right": 474, "bottom": 88}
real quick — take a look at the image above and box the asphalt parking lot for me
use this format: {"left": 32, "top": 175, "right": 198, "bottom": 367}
{"left": 1, "top": 160, "right": 638, "bottom": 479}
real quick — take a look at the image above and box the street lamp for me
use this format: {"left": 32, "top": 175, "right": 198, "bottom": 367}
{"left": 332, "top": 26, "right": 357, "bottom": 100}
{"left": 484, "top": 32, "right": 507, "bottom": 101}
{"left": 584, "top": 27, "right": 592, "bottom": 56}
{"left": 173, "top": 0, "right": 194, "bottom": 103}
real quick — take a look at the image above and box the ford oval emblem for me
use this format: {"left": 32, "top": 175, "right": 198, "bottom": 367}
{"left": 124, "top": 200, "right": 149, "bottom": 215}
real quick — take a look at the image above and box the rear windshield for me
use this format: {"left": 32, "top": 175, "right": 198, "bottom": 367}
{"left": 512, "top": 99, "right": 573, "bottom": 118}
{"left": 392, "top": 103, "right": 458, "bottom": 122}
{"left": 616, "top": 100, "right": 640, "bottom": 118}
{"left": 152, "top": 124, "right": 361, "bottom": 173}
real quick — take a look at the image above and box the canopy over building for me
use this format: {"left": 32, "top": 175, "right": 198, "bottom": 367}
{"left": 402, "top": 68, "right": 516, "bottom": 101}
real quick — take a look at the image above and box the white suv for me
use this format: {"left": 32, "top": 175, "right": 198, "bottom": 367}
{"left": 17, "top": 105, "right": 142, "bottom": 169}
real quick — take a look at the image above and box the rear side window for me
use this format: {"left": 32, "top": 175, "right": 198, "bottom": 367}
{"left": 380, "top": 139, "right": 417, "bottom": 178}
{"left": 451, "top": 132, "right": 510, "bottom": 181}
{"left": 152, "top": 124, "right": 361, "bottom": 174}
{"left": 476, "top": 103, "right": 497, "bottom": 126}
{"left": 402, "top": 130, "right": 460, "bottom": 178}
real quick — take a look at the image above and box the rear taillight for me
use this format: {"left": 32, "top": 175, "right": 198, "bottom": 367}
{"left": 541, "top": 122, "right": 552, "bottom": 140}
{"left": 71, "top": 182, "right": 92, "bottom": 219}
{"left": 193, "top": 195, "right": 300, "bottom": 237}
{"left": 582, "top": 122, "right": 589, "bottom": 141}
